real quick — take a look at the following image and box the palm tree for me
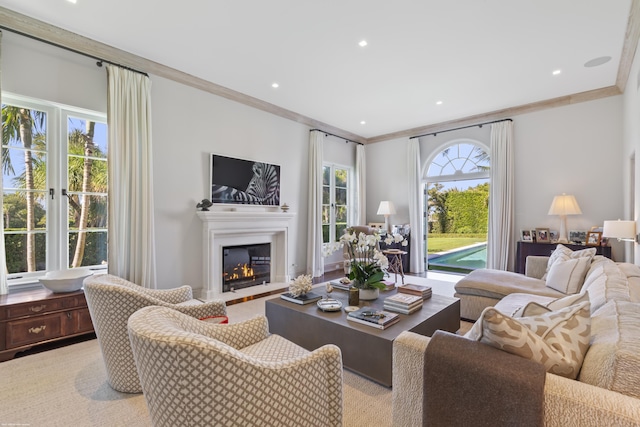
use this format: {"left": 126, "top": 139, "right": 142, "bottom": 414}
{"left": 2, "top": 106, "right": 44, "bottom": 272}
{"left": 71, "top": 121, "right": 95, "bottom": 267}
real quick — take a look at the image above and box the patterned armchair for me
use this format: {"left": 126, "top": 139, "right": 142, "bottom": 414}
{"left": 84, "top": 274, "right": 226, "bottom": 393}
{"left": 127, "top": 306, "right": 343, "bottom": 427}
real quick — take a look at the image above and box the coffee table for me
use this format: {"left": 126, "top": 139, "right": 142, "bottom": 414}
{"left": 265, "top": 289, "right": 460, "bottom": 387}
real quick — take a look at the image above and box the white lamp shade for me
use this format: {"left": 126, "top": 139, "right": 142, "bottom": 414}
{"left": 548, "top": 194, "right": 582, "bottom": 216}
{"left": 603, "top": 220, "right": 636, "bottom": 239}
{"left": 377, "top": 201, "right": 396, "bottom": 216}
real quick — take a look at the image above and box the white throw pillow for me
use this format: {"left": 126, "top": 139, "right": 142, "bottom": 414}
{"left": 542, "top": 244, "right": 596, "bottom": 280}
{"left": 514, "top": 291, "right": 590, "bottom": 318}
{"left": 545, "top": 256, "right": 591, "bottom": 294}
{"left": 466, "top": 301, "right": 591, "bottom": 379}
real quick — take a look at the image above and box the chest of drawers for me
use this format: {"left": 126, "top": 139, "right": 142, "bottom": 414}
{"left": 0, "top": 288, "right": 94, "bottom": 361}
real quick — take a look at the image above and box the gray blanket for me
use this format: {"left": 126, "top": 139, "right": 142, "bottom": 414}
{"left": 423, "top": 330, "right": 546, "bottom": 427}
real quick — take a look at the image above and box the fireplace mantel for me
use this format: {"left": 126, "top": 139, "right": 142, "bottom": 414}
{"left": 197, "top": 210, "right": 295, "bottom": 301}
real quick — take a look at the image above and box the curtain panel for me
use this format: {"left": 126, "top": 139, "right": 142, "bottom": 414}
{"left": 0, "top": 31, "right": 7, "bottom": 295}
{"left": 407, "top": 138, "right": 425, "bottom": 273}
{"left": 307, "top": 131, "right": 324, "bottom": 277}
{"left": 355, "top": 144, "right": 366, "bottom": 226}
{"left": 487, "top": 120, "right": 515, "bottom": 271}
{"left": 106, "top": 65, "right": 157, "bottom": 287}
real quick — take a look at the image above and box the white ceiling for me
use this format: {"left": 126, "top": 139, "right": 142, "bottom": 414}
{"left": 0, "top": 0, "right": 633, "bottom": 139}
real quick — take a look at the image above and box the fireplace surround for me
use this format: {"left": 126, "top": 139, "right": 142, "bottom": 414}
{"left": 197, "top": 210, "right": 295, "bottom": 301}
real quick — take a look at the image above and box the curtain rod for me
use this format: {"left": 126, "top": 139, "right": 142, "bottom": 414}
{"left": 310, "top": 129, "right": 363, "bottom": 145}
{"left": 0, "top": 26, "right": 149, "bottom": 77}
{"left": 410, "top": 118, "right": 513, "bottom": 139}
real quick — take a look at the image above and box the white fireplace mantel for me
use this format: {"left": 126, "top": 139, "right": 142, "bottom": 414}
{"left": 197, "top": 210, "right": 295, "bottom": 301}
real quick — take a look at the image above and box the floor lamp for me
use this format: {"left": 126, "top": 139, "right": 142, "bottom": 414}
{"left": 548, "top": 194, "right": 582, "bottom": 243}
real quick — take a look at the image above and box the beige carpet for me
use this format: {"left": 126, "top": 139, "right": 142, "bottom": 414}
{"left": 0, "top": 338, "right": 392, "bottom": 426}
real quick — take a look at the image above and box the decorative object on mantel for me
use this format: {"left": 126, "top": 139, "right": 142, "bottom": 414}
{"left": 548, "top": 193, "right": 582, "bottom": 243}
{"left": 324, "top": 227, "right": 407, "bottom": 301}
{"left": 196, "top": 199, "right": 213, "bottom": 211}
{"left": 281, "top": 203, "right": 290, "bottom": 212}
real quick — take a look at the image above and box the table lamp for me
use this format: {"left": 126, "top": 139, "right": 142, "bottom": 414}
{"left": 603, "top": 220, "right": 637, "bottom": 242}
{"left": 548, "top": 193, "right": 582, "bottom": 243}
{"left": 377, "top": 201, "right": 396, "bottom": 234}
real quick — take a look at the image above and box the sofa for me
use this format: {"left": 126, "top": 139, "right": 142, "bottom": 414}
{"left": 393, "top": 247, "right": 640, "bottom": 426}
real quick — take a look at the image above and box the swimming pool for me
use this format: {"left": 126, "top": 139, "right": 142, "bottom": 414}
{"left": 428, "top": 243, "right": 487, "bottom": 272}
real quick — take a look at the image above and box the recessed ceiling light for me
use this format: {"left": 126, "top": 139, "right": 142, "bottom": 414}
{"left": 436, "top": 101, "right": 443, "bottom": 105}
{"left": 67, "top": 0, "right": 77, "bottom": 3}
{"left": 584, "top": 56, "right": 612, "bottom": 67}
{"left": 358, "top": 40, "right": 368, "bottom": 47}
{"left": 271, "top": 83, "right": 279, "bottom": 88}
{"left": 552, "top": 69, "right": 562, "bottom": 76}
{"left": 360, "top": 121, "right": 366, "bottom": 125}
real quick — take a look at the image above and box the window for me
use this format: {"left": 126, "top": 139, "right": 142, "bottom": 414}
{"left": 2, "top": 95, "right": 108, "bottom": 285}
{"left": 322, "top": 164, "right": 349, "bottom": 244}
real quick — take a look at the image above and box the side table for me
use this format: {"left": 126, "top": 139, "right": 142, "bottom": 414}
{"left": 383, "top": 249, "right": 407, "bottom": 284}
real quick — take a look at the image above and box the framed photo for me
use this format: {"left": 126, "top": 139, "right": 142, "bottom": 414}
{"left": 521, "top": 229, "right": 533, "bottom": 242}
{"left": 535, "top": 228, "right": 551, "bottom": 243}
{"left": 210, "top": 154, "right": 281, "bottom": 205}
{"left": 549, "top": 230, "right": 559, "bottom": 244}
{"left": 586, "top": 231, "right": 602, "bottom": 246}
{"left": 569, "top": 230, "right": 587, "bottom": 245}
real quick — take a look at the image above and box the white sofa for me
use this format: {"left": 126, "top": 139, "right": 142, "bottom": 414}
{"left": 393, "top": 254, "right": 640, "bottom": 426}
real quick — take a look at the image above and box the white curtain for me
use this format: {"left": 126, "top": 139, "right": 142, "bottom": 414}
{"left": 355, "top": 144, "right": 366, "bottom": 225}
{"left": 0, "top": 31, "right": 7, "bottom": 295}
{"left": 307, "top": 130, "right": 324, "bottom": 277}
{"left": 106, "top": 65, "right": 157, "bottom": 288}
{"left": 407, "top": 138, "right": 425, "bottom": 273}
{"left": 487, "top": 120, "right": 515, "bottom": 271}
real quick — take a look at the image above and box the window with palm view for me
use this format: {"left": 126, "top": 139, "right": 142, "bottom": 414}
{"left": 2, "top": 95, "right": 107, "bottom": 284}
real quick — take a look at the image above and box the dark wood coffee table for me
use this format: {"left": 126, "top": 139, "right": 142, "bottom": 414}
{"left": 265, "top": 290, "right": 460, "bottom": 387}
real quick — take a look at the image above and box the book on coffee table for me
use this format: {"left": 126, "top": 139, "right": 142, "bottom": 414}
{"left": 397, "top": 284, "right": 432, "bottom": 299}
{"left": 280, "top": 291, "right": 322, "bottom": 305}
{"left": 347, "top": 307, "right": 400, "bottom": 329}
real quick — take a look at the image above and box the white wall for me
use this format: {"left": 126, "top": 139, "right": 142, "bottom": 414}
{"left": 2, "top": 31, "right": 364, "bottom": 291}
{"left": 366, "top": 96, "right": 625, "bottom": 265}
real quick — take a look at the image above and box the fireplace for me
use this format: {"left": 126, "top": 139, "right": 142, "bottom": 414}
{"left": 222, "top": 243, "right": 271, "bottom": 292}
{"left": 197, "top": 209, "right": 295, "bottom": 301}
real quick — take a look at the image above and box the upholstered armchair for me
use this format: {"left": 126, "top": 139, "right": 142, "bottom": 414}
{"left": 127, "top": 306, "right": 343, "bottom": 427}
{"left": 84, "top": 274, "right": 226, "bottom": 393}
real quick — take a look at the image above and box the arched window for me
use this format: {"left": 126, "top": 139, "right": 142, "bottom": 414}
{"left": 423, "top": 139, "right": 489, "bottom": 273}
{"left": 425, "top": 140, "right": 489, "bottom": 182}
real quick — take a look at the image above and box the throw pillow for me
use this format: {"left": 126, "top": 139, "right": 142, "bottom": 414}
{"left": 514, "top": 291, "right": 590, "bottom": 318}
{"left": 542, "top": 244, "right": 596, "bottom": 280}
{"left": 545, "top": 256, "right": 591, "bottom": 294}
{"left": 467, "top": 301, "right": 591, "bottom": 379}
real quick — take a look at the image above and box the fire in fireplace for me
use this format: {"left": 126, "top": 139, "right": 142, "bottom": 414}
{"left": 222, "top": 243, "right": 271, "bottom": 292}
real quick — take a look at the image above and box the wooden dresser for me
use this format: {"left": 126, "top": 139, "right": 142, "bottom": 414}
{"left": 0, "top": 288, "right": 94, "bottom": 362}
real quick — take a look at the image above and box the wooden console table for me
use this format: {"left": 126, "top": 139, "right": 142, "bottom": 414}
{"left": 516, "top": 241, "right": 612, "bottom": 274}
{"left": 0, "top": 288, "right": 94, "bottom": 362}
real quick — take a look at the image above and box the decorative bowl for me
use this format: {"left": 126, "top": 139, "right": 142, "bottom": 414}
{"left": 39, "top": 269, "right": 92, "bottom": 293}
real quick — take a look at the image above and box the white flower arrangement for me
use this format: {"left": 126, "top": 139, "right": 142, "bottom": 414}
{"left": 288, "top": 274, "right": 313, "bottom": 297}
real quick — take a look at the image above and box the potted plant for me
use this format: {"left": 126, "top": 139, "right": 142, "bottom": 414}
{"left": 325, "top": 227, "right": 407, "bottom": 300}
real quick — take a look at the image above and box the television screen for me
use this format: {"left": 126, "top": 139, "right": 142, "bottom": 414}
{"left": 210, "top": 154, "right": 281, "bottom": 205}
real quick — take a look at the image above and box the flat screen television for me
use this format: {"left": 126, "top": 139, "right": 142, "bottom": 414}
{"left": 210, "top": 154, "right": 281, "bottom": 205}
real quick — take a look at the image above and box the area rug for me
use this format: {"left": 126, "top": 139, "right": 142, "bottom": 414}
{"left": 0, "top": 338, "right": 393, "bottom": 427}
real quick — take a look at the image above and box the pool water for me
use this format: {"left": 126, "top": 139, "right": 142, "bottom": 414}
{"left": 428, "top": 243, "right": 487, "bottom": 272}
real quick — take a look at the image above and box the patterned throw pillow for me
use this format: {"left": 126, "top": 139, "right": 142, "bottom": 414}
{"left": 542, "top": 244, "right": 596, "bottom": 280}
{"left": 467, "top": 301, "right": 591, "bottom": 379}
{"left": 545, "top": 255, "right": 591, "bottom": 294}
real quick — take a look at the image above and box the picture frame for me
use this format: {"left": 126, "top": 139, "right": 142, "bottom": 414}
{"left": 569, "top": 230, "right": 587, "bottom": 245}
{"left": 535, "top": 228, "right": 551, "bottom": 243}
{"left": 586, "top": 231, "right": 602, "bottom": 246}
{"left": 210, "top": 154, "right": 281, "bottom": 205}
{"left": 521, "top": 229, "right": 533, "bottom": 242}
{"left": 549, "top": 230, "right": 559, "bottom": 244}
